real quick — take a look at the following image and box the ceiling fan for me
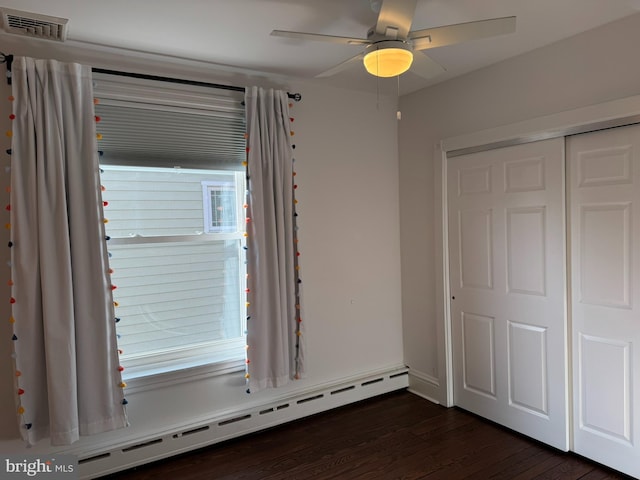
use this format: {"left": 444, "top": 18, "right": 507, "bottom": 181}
{"left": 271, "top": 0, "right": 516, "bottom": 79}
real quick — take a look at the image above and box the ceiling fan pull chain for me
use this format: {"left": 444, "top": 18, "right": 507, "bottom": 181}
{"left": 397, "top": 75, "right": 402, "bottom": 120}
{"left": 376, "top": 53, "right": 380, "bottom": 111}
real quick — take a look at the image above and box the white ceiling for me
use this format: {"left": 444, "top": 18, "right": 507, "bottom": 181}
{"left": 1, "top": 0, "right": 639, "bottom": 95}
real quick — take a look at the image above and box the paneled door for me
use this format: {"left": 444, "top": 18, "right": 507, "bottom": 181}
{"left": 447, "top": 138, "right": 569, "bottom": 450}
{"left": 567, "top": 124, "right": 640, "bottom": 478}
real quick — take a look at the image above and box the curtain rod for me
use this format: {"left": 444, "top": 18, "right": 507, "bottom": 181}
{"left": 92, "top": 67, "right": 302, "bottom": 101}
{"left": 0, "top": 55, "right": 302, "bottom": 101}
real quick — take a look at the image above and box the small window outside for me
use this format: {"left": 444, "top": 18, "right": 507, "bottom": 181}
{"left": 202, "top": 180, "right": 239, "bottom": 233}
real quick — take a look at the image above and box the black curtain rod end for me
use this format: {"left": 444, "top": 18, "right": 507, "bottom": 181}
{"left": 241, "top": 91, "right": 301, "bottom": 107}
{"left": 1, "top": 53, "right": 13, "bottom": 86}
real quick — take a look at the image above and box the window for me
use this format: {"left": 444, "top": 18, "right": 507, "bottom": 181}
{"left": 94, "top": 74, "right": 247, "bottom": 380}
{"left": 202, "top": 180, "right": 238, "bottom": 233}
{"left": 101, "top": 167, "right": 246, "bottom": 378}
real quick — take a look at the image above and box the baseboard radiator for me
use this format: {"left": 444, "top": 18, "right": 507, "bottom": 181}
{"left": 78, "top": 367, "right": 409, "bottom": 479}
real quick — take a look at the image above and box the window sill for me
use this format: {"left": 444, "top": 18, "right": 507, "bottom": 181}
{"left": 121, "top": 359, "right": 246, "bottom": 395}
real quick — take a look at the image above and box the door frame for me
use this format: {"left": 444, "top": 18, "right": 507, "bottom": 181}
{"left": 436, "top": 93, "right": 640, "bottom": 409}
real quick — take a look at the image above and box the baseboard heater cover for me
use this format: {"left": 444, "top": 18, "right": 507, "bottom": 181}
{"left": 78, "top": 367, "right": 409, "bottom": 478}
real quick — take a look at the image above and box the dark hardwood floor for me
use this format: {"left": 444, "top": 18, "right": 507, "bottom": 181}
{"left": 100, "top": 390, "right": 633, "bottom": 480}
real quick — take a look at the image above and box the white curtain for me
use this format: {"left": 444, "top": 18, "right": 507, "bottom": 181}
{"left": 245, "top": 86, "right": 304, "bottom": 392}
{"left": 10, "top": 57, "right": 128, "bottom": 445}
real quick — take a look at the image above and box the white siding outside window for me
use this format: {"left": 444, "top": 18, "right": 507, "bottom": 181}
{"left": 101, "top": 166, "right": 246, "bottom": 379}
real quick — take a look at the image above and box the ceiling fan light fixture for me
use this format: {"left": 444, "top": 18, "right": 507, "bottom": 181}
{"left": 363, "top": 41, "right": 413, "bottom": 78}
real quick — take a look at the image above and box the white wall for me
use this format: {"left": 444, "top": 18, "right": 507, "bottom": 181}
{"left": 0, "top": 35, "right": 404, "bottom": 455}
{"left": 399, "top": 13, "right": 640, "bottom": 403}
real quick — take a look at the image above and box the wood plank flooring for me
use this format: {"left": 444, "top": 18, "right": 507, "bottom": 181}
{"left": 100, "top": 390, "right": 633, "bottom": 480}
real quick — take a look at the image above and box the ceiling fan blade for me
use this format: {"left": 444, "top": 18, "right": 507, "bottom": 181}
{"left": 271, "top": 30, "right": 370, "bottom": 46}
{"left": 375, "top": 0, "right": 418, "bottom": 39}
{"left": 410, "top": 51, "right": 446, "bottom": 79}
{"left": 409, "top": 16, "right": 516, "bottom": 50}
{"left": 315, "top": 53, "right": 365, "bottom": 78}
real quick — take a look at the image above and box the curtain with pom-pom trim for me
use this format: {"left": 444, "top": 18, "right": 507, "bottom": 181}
{"left": 10, "top": 57, "right": 128, "bottom": 445}
{"left": 244, "top": 87, "right": 304, "bottom": 392}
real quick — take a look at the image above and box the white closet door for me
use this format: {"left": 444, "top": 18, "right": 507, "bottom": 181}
{"left": 567, "top": 124, "right": 640, "bottom": 478}
{"left": 448, "top": 138, "right": 569, "bottom": 450}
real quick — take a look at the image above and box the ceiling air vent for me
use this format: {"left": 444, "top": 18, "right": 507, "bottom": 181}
{"left": 0, "top": 8, "right": 68, "bottom": 42}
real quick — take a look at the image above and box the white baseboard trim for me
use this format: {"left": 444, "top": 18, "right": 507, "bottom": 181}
{"left": 407, "top": 369, "right": 441, "bottom": 405}
{"left": 77, "top": 366, "right": 409, "bottom": 479}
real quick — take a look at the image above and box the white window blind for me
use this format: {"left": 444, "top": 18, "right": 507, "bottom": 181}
{"left": 94, "top": 74, "right": 247, "bottom": 379}
{"left": 94, "top": 73, "right": 246, "bottom": 170}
